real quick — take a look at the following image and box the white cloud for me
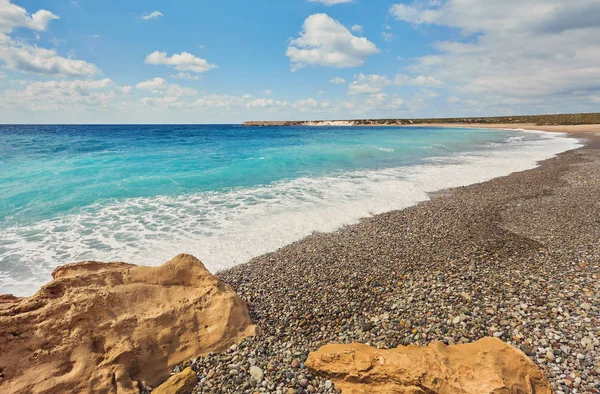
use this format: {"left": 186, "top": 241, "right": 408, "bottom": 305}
{"left": 341, "top": 93, "right": 408, "bottom": 115}
{"left": 0, "top": 80, "right": 419, "bottom": 121}
{"left": 141, "top": 11, "right": 163, "bottom": 21}
{"left": 262, "top": 89, "right": 273, "bottom": 95}
{"left": 0, "top": 37, "right": 98, "bottom": 76}
{"left": 329, "top": 77, "right": 346, "bottom": 84}
{"left": 394, "top": 74, "right": 443, "bottom": 87}
{"left": 191, "top": 94, "right": 331, "bottom": 114}
{"left": 138, "top": 80, "right": 197, "bottom": 109}
{"left": 296, "top": 98, "right": 318, "bottom": 110}
{"left": 49, "top": 37, "right": 66, "bottom": 46}
{"left": 381, "top": 31, "right": 394, "bottom": 42}
{"left": 0, "top": 2, "right": 98, "bottom": 77}
{"left": 0, "top": 0, "right": 59, "bottom": 33}
{"left": 308, "top": 0, "right": 353, "bottom": 5}
{"left": 414, "top": 89, "right": 439, "bottom": 99}
{"left": 193, "top": 94, "right": 250, "bottom": 109}
{"left": 351, "top": 25, "right": 363, "bottom": 33}
{"left": 163, "top": 84, "right": 196, "bottom": 97}
{"left": 348, "top": 73, "right": 392, "bottom": 94}
{"left": 145, "top": 51, "right": 217, "bottom": 73}
{"left": 390, "top": 0, "right": 600, "bottom": 109}
{"left": 170, "top": 72, "right": 200, "bottom": 80}
{"left": 135, "top": 78, "right": 197, "bottom": 109}
{"left": 136, "top": 77, "right": 167, "bottom": 91}
{"left": 246, "top": 98, "right": 292, "bottom": 110}
{"left": 0, "top": 78, "right": 119, "bottom": 111}
{"left": 286, "top": 13, "right": 379, "bottom": 71}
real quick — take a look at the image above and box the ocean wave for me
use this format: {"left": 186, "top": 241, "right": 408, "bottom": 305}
{"left": 0, "top": 131, "right": 582, "bottom": 296}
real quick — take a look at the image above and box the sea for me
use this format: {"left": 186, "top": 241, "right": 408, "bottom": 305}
{"left": 0, "top": 124, "right": 582, "bottom": 296}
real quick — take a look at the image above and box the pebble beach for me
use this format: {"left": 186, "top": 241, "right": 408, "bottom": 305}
{"left": 172, "top": 129, "right": 600, "bottom": 394}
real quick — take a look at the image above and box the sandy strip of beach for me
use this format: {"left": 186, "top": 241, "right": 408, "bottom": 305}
{"left": 185, "top": 125, "right": 600, "bottom": 393}
{"left": 412, "top": 122, "right": 600, "bottom": 136}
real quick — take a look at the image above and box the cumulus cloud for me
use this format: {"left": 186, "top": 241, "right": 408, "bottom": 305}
{"left": 351, "top": 25, "right": 363, "bottom": 33}
{"left": 348, "top": 73, "right": 392, "bottom": 94}
{"left": 0, "top": 37, "right": 98, "bottom": 76}
{"left": 394, "top": 74, "right": 443, "bottom": 87}
{"left": 138, "top": 79, "right": 197, "bottom": 109}
{"left": 532, "top": 2, "right": 600, "bottom": 34}
{"left": 389, "top": 0, "right": 600, "bottom": 110}
{"left": 296, "top": 98, "right": 318, "bottom": 110}
{"left": 341, "top": 92, "right": 408, "bottom": 115}
{"left": 193, "top": 94, "right": 250, "bottom": 109}
{"left": 136, "top": 77, "right": 167, "bottom": 91}
{"left": 145, "top": 51, "right": 217, "bottom": 73}
{"left": 308, "top": 0, "right": 353, "bottom": 5}
{"left": 389, "top": 3, "right": 441, "bottom": 26}
{"left": 169, "top": 72, "right": 200, "bottom": 80}
{"left": 0, "top": 1, "right": 98, "bottom": 77}
{"left": 0, "top": 79, "right": 416, "bottom": 121}
{"left": 286, "top": 13, "right": 379, "bottom": 71}
{"left": 246, "top": 98, "right": 291, "bottom": 110}
{"left": 329, "top": 77, "right": 346, "bottom": 84}
{"left": 0, "top": 78, "right": 118, "bottom": 111}
{"left": 0, "top": 0, "right": 59, "bottom": 33}
{"left": 141, "top": 11, "right": 163, "bottom": 20}
{"left": 191, "top": 93, "right": 330, "bottom": 113}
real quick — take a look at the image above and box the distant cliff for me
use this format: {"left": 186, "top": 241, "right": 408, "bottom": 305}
{"left": 243, "top": 120, "right": 358, "bottom": 127}
{"left": 243, "top": 113, "right": 600, "bottom": 127}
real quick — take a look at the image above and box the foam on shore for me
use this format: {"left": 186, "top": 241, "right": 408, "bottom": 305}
{"left": 0, "top": 130, "right": 582, "bottom": 296}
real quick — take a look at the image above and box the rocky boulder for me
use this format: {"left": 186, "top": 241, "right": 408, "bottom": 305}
{"left": 306, "top": 337, "right": 551, "bottom": 393}
{"left": 152, "top": 367, "right": 198, "bottom": 394}
{"left": 0, "top": 254, "right": 257, "bottom": 394}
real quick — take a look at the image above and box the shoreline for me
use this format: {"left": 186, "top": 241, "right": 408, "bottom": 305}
{"left": 2, "top": 124, "right": 599, "bottom": 392}
{"left": 0, "top": 126, "right": 582, "bottom": 298}
{"left": 242, "top": 113, "right": 600, "bottom": 128}
{"left": 405, "top": 122, "right": 600, "bottom": 136}
{"left": 199, "top": 125, "right": 600, "bottom": 392}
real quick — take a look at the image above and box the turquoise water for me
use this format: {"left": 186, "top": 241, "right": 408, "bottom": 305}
{"left": 0, "top": 125, "right": 580, "bottom": 295}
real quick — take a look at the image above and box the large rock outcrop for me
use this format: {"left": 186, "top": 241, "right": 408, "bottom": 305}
{"left": 306, "top": 337, "right": 551, "bottom": 393}
{"left": 0, "top": 254, "right": 257, "bottom": 394}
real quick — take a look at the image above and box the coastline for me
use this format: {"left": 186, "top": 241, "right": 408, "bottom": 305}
{"left": 406, "top": 122, "right": 600, "bottom": 136}
{"left": 242, "top": 113, "right": 600, "bottom": 129}
{"left": 0, "top": 125, "right": 580, "bottom": 298}
{"left": 2, "top": 124, "right": 599, "bottom": 392}
{"left": 199, "top": 124, "right": 600, "bottom": 392}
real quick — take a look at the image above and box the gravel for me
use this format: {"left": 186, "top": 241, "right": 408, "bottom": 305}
{"left": 162, "top": 135, "right": 600, "bottom": 393}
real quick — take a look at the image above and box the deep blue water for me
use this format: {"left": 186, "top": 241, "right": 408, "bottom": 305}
{"left": 0, "top": 124, "right": 580, "bottom": 295}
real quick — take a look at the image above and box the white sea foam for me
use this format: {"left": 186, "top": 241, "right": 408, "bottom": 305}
{"left": 0, "top": 130, "right": 582, "bottom": 296}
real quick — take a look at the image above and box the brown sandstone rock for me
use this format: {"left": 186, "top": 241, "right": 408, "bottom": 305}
{"left": 305, "top": 337, "right": 551, "bottom": 394}
{"left": 0, "top": 254, "right": 257, "bottom": 394}
{"left": 0, "top": 294, "right": 22, "bottom": 309}
{"left": 152, "top": 367, "right": 198, "bottom": 394}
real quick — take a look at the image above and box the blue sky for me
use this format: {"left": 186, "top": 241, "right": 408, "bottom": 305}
{"left": 0, "top": 0, "right": 599, "bottom": 123}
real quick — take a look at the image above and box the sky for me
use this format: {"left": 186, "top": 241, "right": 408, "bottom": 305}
{"left": 0, "top": 0, "right": 599, "bottom": 124}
